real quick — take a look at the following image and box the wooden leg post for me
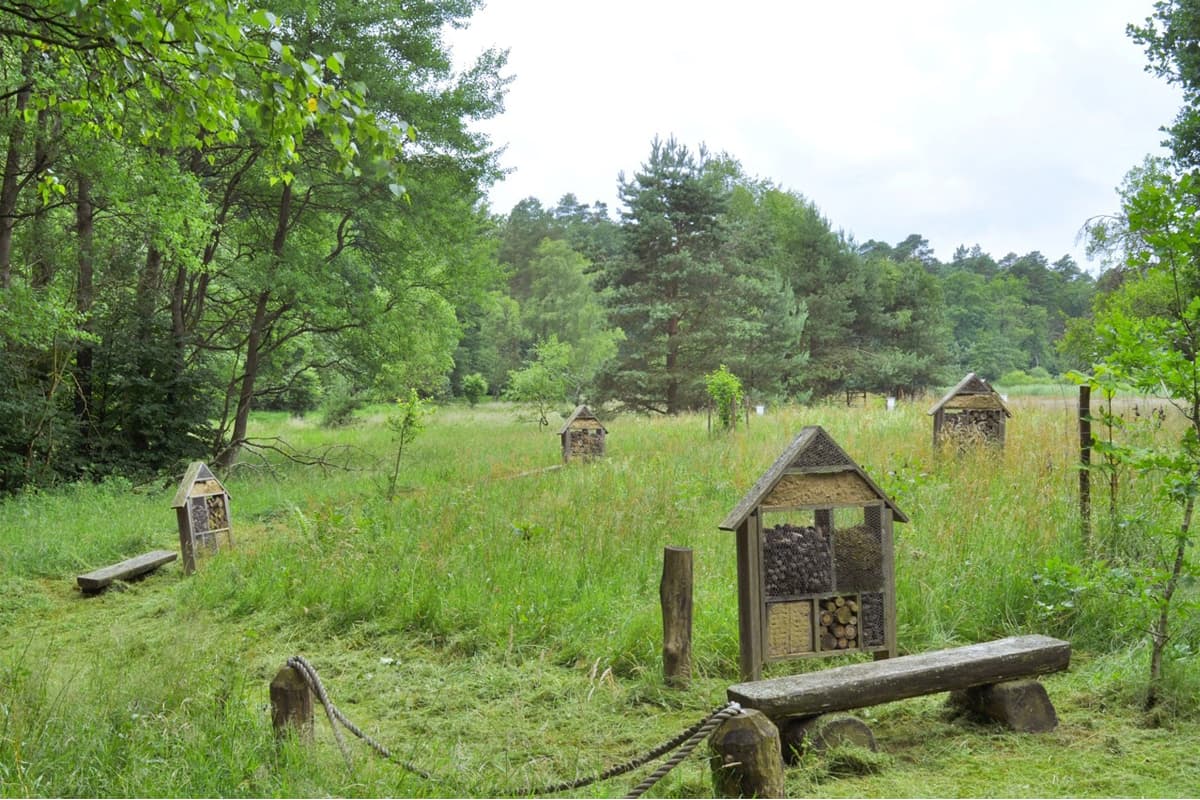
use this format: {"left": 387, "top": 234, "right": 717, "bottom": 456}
{"left": 270, "top": 664, "right": 313, "bottom": 741}
{"left": 709, "top": 708, "right": 786, "bottom": 798}
{"left": 660, "top": 546, "right": 693, "bottom": 688}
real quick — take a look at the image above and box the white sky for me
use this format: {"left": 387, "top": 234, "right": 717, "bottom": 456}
{"left": 448, "top": 1, "right": 1183, "bottom": 268}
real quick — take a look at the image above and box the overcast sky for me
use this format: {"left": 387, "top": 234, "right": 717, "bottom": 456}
{"left": 448, "top": 1, "right": 1183, "bottom": 269}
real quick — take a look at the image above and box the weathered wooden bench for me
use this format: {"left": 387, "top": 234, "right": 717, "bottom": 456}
{"left": 711, "top": 635, "right": 1071, "bottom": 795}
{"left": 728, "top": 634, "right": 1069, "bottom": 721}
{"left": 76, "top": 549, "right": 178, "bottom": 593}
{"left": 730, "top": 633, "right": 1069, "bottom": 750}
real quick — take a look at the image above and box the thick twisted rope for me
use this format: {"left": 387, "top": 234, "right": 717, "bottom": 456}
{"left": 517, "top": 700, "right": 742, "bottom": 797}
{"left": 621, "top": 701, "right": 742, "bottom": 799}
{"left": 287, "top": 655, "right": 433, "bottom": 779}
{"left": 285, "top": 655, "right": 741, "bottom": 797}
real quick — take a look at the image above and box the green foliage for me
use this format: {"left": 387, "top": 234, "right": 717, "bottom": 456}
{"left": 705, "top": 364, "right": 744, "bottom": 430}
{"left": 0, "top": 0, "right": 506, "bottom": 486}
{"left": 319, "top": 386, "right": 363, "bottom": 428}
{"left": 385, "top": 388, "right": 430, "bottom": 500}
{"left": 1075, "top": 163, "right": 1200, "bottom": 706}
{"left": 461, "top": 372, "right": 489, "bottom": 406}
{"left": 503, "top": 336, "right": 576, "bottom": 428}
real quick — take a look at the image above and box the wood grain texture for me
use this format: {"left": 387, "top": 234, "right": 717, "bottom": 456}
{"left": 660, "top": 546, "right": 693, "bottom": 688}
{"left": 727, "top": 635, "right": 1070, "bottom": 718}
{"left": 77, "top": 549, "right": 177, "bottom": 592}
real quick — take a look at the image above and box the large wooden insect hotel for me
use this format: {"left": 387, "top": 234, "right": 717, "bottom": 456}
{"left": 171, "top": 461, "right": 233, "bottom": 574}
{"left": 928, "top": 372, "right": 1011, "bottom": 448}
{"left": 559, "top": 405, "right": 607, "bottom": 462}
{"left": 719, "top": 426, "right": 907, "bottom": 681}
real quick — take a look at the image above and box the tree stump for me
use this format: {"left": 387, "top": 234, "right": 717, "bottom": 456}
{"left": 948, "top": 679, "right": 1059, "bottom": 732}
{"left": 709, "top": 709, "right": 786, "bottom": 798}
{"left": 660, "top": 546, "right": 693, "bottom": 688}
{"left": 270, "top": 664, "right": 313, "bottom": 741}
{"left": 780, "top": 713, "right": 877, "bottom": 763}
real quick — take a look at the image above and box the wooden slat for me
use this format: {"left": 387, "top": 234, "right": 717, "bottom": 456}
{"left": 727, "top": 635, "right": 1070, "bottom": 718}
{"left": 77, "top": 549, "right": 178, "bottom": 592}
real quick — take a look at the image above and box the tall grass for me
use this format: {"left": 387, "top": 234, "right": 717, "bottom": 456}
{"left": 2, "top": 395, "right": 1197, "bottom": 797}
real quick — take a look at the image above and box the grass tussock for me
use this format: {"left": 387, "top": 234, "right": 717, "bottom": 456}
{"left": 1, "top": 394, "right": 1197, "bottom": 797}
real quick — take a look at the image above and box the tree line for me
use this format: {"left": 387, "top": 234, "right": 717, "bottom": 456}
{"left": 0, "top": 0, "right": 1101, "bottom": 493}
{"left": 453, "top": 138, "right": 1096, "bottom": 414}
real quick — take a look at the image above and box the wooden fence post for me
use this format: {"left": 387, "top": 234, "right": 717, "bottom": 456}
{"left": 270, "top": 664, "right": 313, "bottom": 741}
{"left": 1079, "top": 385, "right": 1091, "bottom": 551}
{"left": 660, "top": 546, "right": 693, "bottom": 688}
{"left": 709, "top": 709, "right": 785, "bottom": 798}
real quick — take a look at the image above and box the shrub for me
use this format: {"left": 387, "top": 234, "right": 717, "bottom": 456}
{"left": 462, "top": 373, "right": 488, "bottom": 406}
{"left": 705, "top": 364, "right": 744, "bottom": 430}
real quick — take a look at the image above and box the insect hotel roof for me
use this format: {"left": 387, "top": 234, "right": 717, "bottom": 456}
{"left": 720, "top": 426, "right": 908, "bottom": 531}
{"left": 171, "top": 461, "right": 230, "bottom": 508}
{"left": 927, "top": 372, "right": 1011, "bottom": 417}
{"left": 719, "top": 425, "right": 907, "bottom": 681}
{"left": 558, "top": 404, "right": 606, "bottom": 436}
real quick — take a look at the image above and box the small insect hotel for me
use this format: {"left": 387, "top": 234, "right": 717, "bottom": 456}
{"left": 928, "top": 372, "right": 1011, "bottom": 448}
{"left": 559, "top": 405, "right": 607, "bottom": 462}
{"left": 171, "top": 461, "right": 233, "bottom": 574}
{"left": 719, "top": 426, "right": 907, "bottom": 681}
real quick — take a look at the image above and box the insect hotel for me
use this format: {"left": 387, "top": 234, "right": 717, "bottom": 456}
{"left": 928, "top": 372, "right": 1011, "bottom": 448}
{"left": 719, "top": 426, "right": 907, "bottom": 681}
{"left": 559, "top": 404, "right": 607, "bottom": 462}
{"left": 171, "top": 461, "right": 233, "bottom": 574}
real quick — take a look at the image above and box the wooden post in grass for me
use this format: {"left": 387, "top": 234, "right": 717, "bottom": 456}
{"left": 270, "top": 664, "right": 313, "bottom": 741}
{"left": 1079, "top": 385, "right": 1092, "bottom": 551}
{"left": 709, "top": 709, "right": 785, "bottom": 798}
{"left": 660, "top": 546, "right": 693, "bottom": 688}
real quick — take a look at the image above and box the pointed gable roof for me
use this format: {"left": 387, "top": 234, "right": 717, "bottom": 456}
{"left": 719, "top": 425, "right": 908, "bottom": 530}
{"left": 927, "top": 372, "right": 1011, "bottom": 417}
{"left": 171, "top": 461, "right": 228, "bottom": 508}
{"left": 558, "top": 404, "right": 606, "bottom": 435}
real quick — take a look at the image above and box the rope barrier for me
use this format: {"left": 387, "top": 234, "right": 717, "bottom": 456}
{"left": 284, "top": 654, "right": 741, "bottom": 797}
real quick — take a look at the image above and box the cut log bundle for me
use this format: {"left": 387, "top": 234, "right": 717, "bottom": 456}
{"left": 818, "top": 596, "right": 859, "bottom": 650}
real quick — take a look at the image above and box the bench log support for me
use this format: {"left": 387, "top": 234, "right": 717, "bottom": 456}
{"left": 948, "top": 678, "right": 1059, "bottom": 732}
{"left": 781, "top": 713, "right": 877, "bottom": 762}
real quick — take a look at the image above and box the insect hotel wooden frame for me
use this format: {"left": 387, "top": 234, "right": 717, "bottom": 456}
{"left": 719, "top": 426, "right": 908, "bottom": 681}
{"left": 928, "top": 372, "right": 1012, "bottom": 448}
{"left": 171, "top": 461, "right": 232, "bottom": 574}
{"left": 559, "top": 404, "right": 607, "bottom": 462}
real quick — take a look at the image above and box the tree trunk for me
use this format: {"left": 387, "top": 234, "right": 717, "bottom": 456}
{"left": 665, "top": 315, "right": 679, "bottom": 414}
{"left": 29, "top": 110, "right": 57, "bottom": 290}
{"left": 215, "top": 181, "right": 292, "bottom": 469}
{"left": 216, "top": 288, "right": 270, "bottom": 469}
{"left": 0, "top": 58, "right": 31, "bottom": 289}
{"left": 74, "top": 173, "right": 95, "bottom": 436}
{"left": 1146, "top": 492, "right": 1193, "bottom": 709}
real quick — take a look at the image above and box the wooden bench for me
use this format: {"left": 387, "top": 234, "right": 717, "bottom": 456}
{"left": 76, "top": 549, "right": 178, "bottom": 593}
{"left": 729, "top": 634, "right": 1070, "bottom": 734}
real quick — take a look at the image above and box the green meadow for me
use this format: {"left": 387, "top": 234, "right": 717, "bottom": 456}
{"left": 2, "top": 396, "right": 1198, "bottom": 797}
